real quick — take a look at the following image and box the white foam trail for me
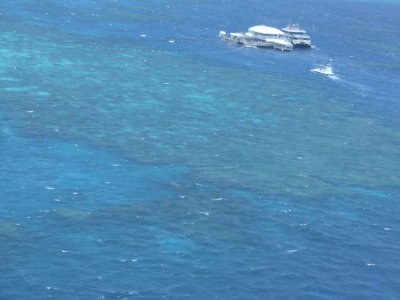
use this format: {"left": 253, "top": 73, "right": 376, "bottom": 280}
{"left": 286, "top": 249, "right": 298, "bottom": 254}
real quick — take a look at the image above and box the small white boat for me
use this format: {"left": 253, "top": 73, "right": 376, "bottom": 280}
{"left": 311, "top": 60, "right": 334, "bottom": 76}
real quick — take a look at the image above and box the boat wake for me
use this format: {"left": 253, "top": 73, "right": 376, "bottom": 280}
{"left": 329, "top": 75, "right": 340, "bottom": 81}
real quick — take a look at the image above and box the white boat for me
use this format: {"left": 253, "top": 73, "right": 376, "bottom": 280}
{"left": 220, "top": 25, "right": 293, "bottom": 51}
{"left": 311, "top": 60, "right": 334, "bottom": 76}
{"left": 281, "top": 24, "right": 313, "bottom": 48}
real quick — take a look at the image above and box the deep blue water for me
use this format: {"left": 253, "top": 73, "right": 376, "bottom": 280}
{"left": 1, "top": 0, "right": 400, "bottom": 299}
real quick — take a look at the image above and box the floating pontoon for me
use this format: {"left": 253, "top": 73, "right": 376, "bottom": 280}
{"left": 220, "top": 25, "right": 293, "bottom": 51}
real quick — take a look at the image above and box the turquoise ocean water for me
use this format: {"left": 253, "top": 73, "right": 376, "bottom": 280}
{"left": 1, "top": 0, "right": 400, "bottom": 299}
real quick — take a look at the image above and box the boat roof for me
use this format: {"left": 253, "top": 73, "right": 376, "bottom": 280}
{"left": 248, "top": 25, "right": 284, "bottom": 35}
{"left": 282, "top": 25, "right": 306, "bottom": 33}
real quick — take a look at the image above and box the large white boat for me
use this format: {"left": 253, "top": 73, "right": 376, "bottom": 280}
{"left": 220, "top": 25, "right": 293, "bottom": 51}
{"left": 281, "top": 24, "right": 313, "bottom": 48}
